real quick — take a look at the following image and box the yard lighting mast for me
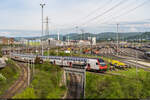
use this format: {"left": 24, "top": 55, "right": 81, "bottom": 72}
{"left": 75, "top": 26, "right": 78, "bottom": 45}
{"left": 136, "top": 50, "right": 138, "bottom": 77}
{"left": 117, "top": 23, "right": 119, "bottom": 56}
{"left": 45, "top": 16, "right": 50, "bottom": 58}
{"left": 40, "top": 1, "right": 46, "bottom": 56}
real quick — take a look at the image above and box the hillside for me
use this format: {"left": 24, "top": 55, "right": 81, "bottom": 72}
{"left": 14, "top": 32, "right": 145, "bottom": 41}
{"left": 127, "top": 32, "right": 150, "bottom": 40}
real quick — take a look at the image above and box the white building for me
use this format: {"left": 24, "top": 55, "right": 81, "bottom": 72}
{"left": 20, "top": 38, "right": 28, "bottom": 44}
{"left": 46, "top": 38, "right": 64, "bottom": 46}
{"left": 88, "top": 37, "right": 96, "bottom": 45}
{"left": 78, "top": 40, "right": 91, "bottom": 46}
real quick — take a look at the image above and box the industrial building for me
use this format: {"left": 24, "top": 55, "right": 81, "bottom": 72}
{"left": 0, "top": 37, "right": 14, "bottom": 45}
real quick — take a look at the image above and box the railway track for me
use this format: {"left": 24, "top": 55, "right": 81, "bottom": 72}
{"left": 66, "top": 73, "right": 82, "bottom": 99}
{"left": 1, "top": 62, "right": 28, "bottom": 98}
{"left": 96, "top": 47, "right": 150, "bottom": 71}
{"left": 109, "top": 55, "right": 150, "bottom": 71}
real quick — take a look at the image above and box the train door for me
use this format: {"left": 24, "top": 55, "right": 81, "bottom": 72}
{"left": 55, "top": 58, "right": 62, "bottom": 66}
{"left": 62, "top": 57, "right": 68, "bottom": 67}
{"left": 88, "top": 59, "right": 99, "bottom": 70}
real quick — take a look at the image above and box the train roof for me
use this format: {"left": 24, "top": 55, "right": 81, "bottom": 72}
{"left": 145, "top": 52, "right": 150, "bottom": 54}
{"left": 11, "top": 53, "right": 104, "bottom": 61}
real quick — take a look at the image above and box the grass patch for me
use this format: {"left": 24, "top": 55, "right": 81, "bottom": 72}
{"left": 25, "top": 41, "right": 40, "bottom": 46}
{"left": 107, "top": 68, "right": 147, "bottom": 78}
{"left": 86, "top": 70, "right": 150, "bottom": 99}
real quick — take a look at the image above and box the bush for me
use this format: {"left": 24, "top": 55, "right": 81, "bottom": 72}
{"left": 13, "top": 88, "right": 36, "bottom": 99}
{"left": 86, "top": 71, "right": 150, "bottom": 99}
{"left": 0, "top": 73, "right": 6, "bottom": 81}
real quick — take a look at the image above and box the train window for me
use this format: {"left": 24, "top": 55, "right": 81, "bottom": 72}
{"left": 98, "top": 59, "right": 104, "bottom": 62}
{"left": 100, "top": 62, "right": 106, "bottom": 66}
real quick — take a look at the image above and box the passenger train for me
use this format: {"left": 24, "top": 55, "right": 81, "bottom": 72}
{"left": 11, "top": 53, "right": 108, "bottom": 72}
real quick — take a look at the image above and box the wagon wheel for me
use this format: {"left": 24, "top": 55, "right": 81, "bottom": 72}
{"left": 69, "top": 62, "right": 72, "bottom": 68}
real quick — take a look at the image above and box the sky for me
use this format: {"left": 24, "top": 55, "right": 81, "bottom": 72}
{"left": 0, "top": 0, "right": 150, "bottom": 37}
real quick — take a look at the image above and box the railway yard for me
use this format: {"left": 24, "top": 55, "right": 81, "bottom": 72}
{"left": 0, "top": 42, "right": 150, "bottom": 99}
{"left": 1, "top": 0, "right": 150, "bottom": 98}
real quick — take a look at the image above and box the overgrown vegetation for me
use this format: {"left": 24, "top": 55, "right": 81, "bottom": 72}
{"left": 86, "top": 69, "right": 150, "bottom": 99}
{"left": 13, "top": 61, "right": 66, "bottom": 99}
{"left": 0, "top": 59, "right": 19, "bottom": 96}
{"left": 0, "top": 45, "right": 3, "bottom": 57}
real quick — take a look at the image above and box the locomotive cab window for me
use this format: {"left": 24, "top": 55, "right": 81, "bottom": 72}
{"left": 98, "top": 59, "right": 104, "bottom": 62}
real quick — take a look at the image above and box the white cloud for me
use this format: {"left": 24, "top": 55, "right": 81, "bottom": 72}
{"left": 130, "top": 27, "right": 138, "bottom": 32}
{"left": 0, "top": 0, "right": 150, "bottom": 37}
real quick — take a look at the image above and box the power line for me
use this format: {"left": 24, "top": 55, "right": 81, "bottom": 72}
{"left": 99, "top": 0, "right": 149, "bottom": 25}
{"left": 48, "top": 0, "right": 125, "bottom": 33}
{"left": 80, "top": 0, "right": 127, "bottom": 26}
{"left": 49, "top": 0, "right": 112, "bottom": 30}
{"left": 93, "top": 0, "right": 139, "bottom": 25}
{"left": 80, "top": 0, "right": 113, "bottom": 21}
{"left": 68, "top": 0, "right": 113, "bottom": 28}
{"left": 77, "top": 0, "right": 148, "bottom": 31}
